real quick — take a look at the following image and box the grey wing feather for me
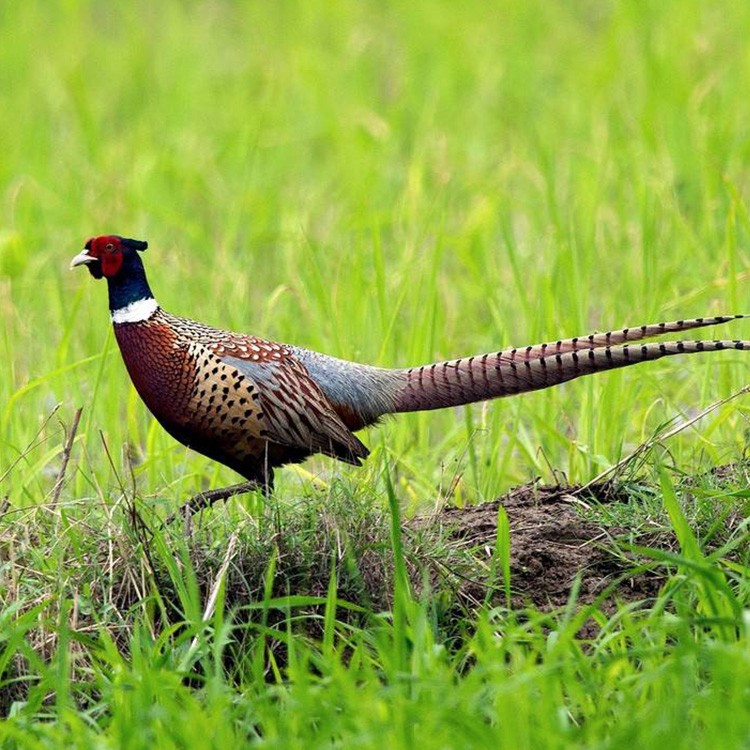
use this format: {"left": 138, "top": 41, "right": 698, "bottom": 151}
{"left": 221, "top": 355, "right": 369, "bottom": 464}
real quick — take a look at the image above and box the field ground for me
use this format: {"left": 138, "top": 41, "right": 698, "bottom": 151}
{"left": 3, "top": 1, "right": 750, "bottom": 747}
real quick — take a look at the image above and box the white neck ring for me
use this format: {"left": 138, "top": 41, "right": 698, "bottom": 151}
{"left": 111, "top": 297, "right": 159, "bottom": 324}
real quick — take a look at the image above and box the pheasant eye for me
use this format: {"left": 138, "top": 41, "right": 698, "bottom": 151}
{"left": 105, "top": 242, "right": 115, "bottom": 252}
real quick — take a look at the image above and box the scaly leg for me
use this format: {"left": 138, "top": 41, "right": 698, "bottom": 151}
{"left": 167, "top": 475, "right": 272, "bottom": 524}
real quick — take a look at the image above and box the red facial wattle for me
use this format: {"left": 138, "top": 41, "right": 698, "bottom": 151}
{"left": 100, "top": 250, "right": 124, "bottom": 277}
{"left": 90, "top": 235, "right": 124, "bottom": 278}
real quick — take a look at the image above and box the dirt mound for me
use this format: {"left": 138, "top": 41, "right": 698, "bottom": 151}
{"left": 433, "top": 482, "right": 666, "bottom": 617}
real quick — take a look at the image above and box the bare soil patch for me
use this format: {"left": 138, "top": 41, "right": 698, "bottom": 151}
{"left": 429, "top": 482, "right": 667, "bottom": 617}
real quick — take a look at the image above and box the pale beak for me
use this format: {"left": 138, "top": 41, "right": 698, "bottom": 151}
{"left": 70, "top": 250, "right": 95, "bottom": 269}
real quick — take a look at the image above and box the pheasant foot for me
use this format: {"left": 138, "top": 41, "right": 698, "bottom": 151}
{"left": 167, "top": 480, "right": 266, "bottom": 523}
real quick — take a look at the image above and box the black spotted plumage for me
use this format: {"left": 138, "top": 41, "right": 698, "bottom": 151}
{"left": 114, "top": 308, "right": 368, "bottom": 488}
{"left": 72, "top": 235, "right": 750, "bottom": 501}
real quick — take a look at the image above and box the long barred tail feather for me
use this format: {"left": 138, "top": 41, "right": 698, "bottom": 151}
{"left": 496, "top": 314, "right": 749, "bottom": 362}
{"left": 392, "top": 330, "right": 750, "bottom": 414}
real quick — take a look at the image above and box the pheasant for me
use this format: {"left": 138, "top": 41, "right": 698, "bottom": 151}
{"left": 72, "top": 235, "right": 750, "bottom": 512}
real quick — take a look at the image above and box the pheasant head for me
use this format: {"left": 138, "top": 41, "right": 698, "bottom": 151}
{"left": 70, "top": 235, "right": 148, "bottom": 279}
{"left": 71, "top": 235, "right": 156, "bottom": 322}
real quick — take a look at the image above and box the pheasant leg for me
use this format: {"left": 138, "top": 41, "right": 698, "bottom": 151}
{"left": 168, "top": 480, "right": 267, "bottom": 523}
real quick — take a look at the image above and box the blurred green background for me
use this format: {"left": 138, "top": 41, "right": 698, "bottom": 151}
{"left": 2, "top": 0, "right": 750, "bottom": 507}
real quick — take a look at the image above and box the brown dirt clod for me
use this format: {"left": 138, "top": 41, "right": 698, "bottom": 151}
{"left": 431, "top": 482, "right": 666, "bottom": 620}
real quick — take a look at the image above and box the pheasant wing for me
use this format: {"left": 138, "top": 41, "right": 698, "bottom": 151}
{"left": 216, "top": 348, "right": 369, "bottom": 465}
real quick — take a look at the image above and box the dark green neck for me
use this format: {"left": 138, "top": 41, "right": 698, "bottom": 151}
{"left": 106, "top": 253, "right": 155, "bottom": 312}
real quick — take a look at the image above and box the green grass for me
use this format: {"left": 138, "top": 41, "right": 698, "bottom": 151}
{"left": 2, "top": 0, "right": 750, "bottom": 746}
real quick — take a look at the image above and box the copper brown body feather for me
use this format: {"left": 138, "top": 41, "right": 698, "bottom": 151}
{"left": 114, "top": 309, "right": 368, "bottom": 485}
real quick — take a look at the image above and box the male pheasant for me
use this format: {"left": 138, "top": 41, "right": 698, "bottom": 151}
{"left": 72, "top": 235, "right": 750, "bottom": 509}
